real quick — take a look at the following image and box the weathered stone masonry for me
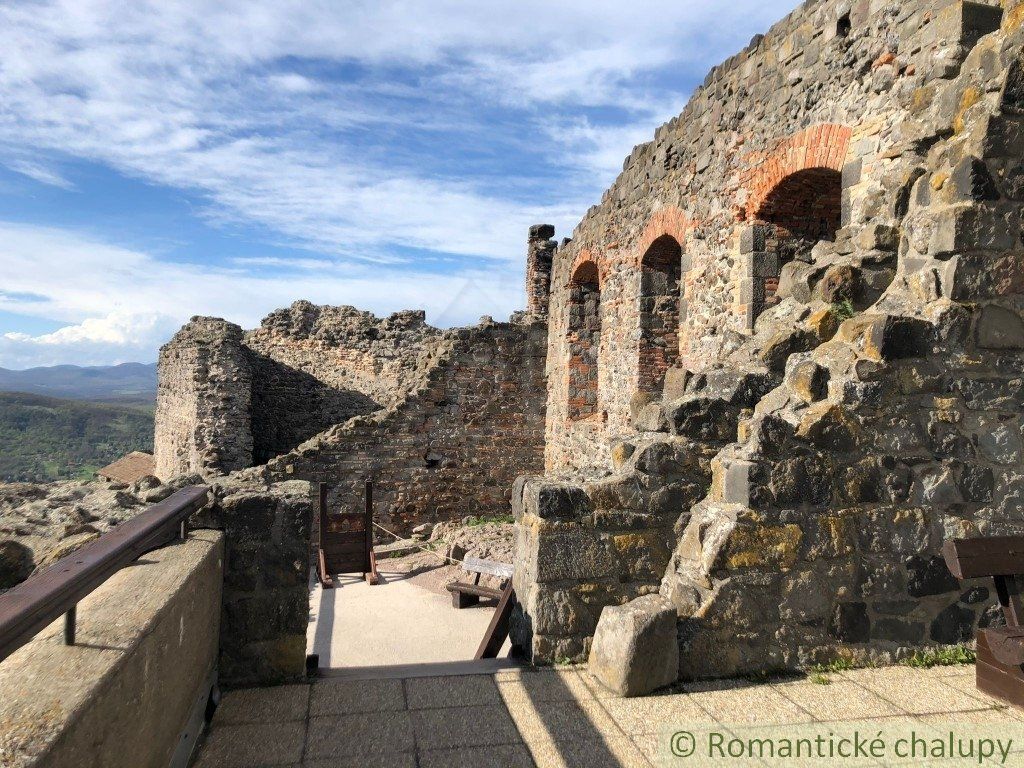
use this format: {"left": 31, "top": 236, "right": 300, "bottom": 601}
{"left": 156, "top": 290, "right": 549, "bottom": 538}
{"left": 514, "top": 0, "right": 1024, "bottom": 682}
{"left": 257, "top": 318, "right": 548, "bottom": 537}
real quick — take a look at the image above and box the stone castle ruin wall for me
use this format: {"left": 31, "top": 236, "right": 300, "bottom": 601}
{"left": 512, "top": 0, "right": 1024, "bottom": 680}
{"left": 543, "top": 0, "right": 1007, "bottom": 474}
{"left": 258, "top": 318, "right": 548, "bottom": 535}
{"left": 155, "top": 295, "right": 549, "bottom": 537}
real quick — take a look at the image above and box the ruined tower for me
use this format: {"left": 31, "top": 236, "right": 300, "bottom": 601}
{"left": 525, "top": 224, "right": 556, "bottom": 317}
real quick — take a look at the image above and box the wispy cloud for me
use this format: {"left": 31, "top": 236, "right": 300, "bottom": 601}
{"left": 0, "top": 221, "right": 526, "bottom": 366}
{"left": 0, "top": 0, "right": 795, "bottom": 366}
{"left": 5, "top": 160, "right": 75, "bottom": 190}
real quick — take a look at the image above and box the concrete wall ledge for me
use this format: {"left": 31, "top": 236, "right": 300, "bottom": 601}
{"left": 0, "top": 529, "right": 224, "bottom": 768}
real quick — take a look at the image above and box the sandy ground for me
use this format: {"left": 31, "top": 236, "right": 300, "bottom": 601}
{"left": 307, "top": 551, "right": 511, "bottom": 669}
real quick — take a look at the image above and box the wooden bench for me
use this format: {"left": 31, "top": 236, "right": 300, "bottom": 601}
{"left": 446, "top": 556, "right": 513, "bottom": 609}
{"left": 943, "top": 535, "right": 1024, "bottom": 707}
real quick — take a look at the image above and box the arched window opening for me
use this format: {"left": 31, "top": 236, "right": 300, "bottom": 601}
{"left": 566, "top": 262, "right": 602, "bottom": 422}
{"left": 638, "top": 235, "right": 682, "bottom": 394}
{"left": 753, "top": 167, "right": 842, "bottom": 319}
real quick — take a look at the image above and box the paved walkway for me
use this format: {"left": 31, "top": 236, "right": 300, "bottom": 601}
{"left": 194, "top": 663, "right": 1024, "bottom": 767}
{"left": 307, "top": 569, "right": 508, "bottom": 668}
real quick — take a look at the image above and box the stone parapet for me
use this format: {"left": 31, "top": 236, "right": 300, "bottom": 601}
{"left": 0, "top": 530, "right": 223, "bottom": 768}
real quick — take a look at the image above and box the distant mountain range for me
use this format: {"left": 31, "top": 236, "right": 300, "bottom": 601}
{"left": 0, "top": 362, "right": 158, "bottom": 403}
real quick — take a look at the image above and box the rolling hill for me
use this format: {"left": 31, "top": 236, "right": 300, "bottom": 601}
{"left": 0, "top": 391, "right": 154, "bottom": 483}
{"left": 0, "top": 362, "right": 157, "bottom": 403}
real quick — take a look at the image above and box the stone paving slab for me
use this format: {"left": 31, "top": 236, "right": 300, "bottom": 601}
{"left": 308, "top": 678, "right": 404, "bottom": 716}
{"left": 214, "top": 683, "right": 311, "bottom": 725}
{"left": 193, "top": 664, "right": 1024, "bottom": 768}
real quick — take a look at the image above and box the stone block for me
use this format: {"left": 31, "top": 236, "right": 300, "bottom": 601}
{"left": 871, "top": 618, "right": 924, "bottom": 644}
{"left": 662, "top": 365, "right": 691, "bottom": 401}
{"left": 529, "top": 587, "right": 595, "bottom": 636}
{"left": 928, "top": 206, "right": 1018, "bottom": 257}
{"left": 975, "top": 304, "right": 1024, "bottom": 349}
{"left": 950, "top": 156, "right": 999, "bottom": 202}
{"left": 795, "top": 402, "right": 859, "bottom": 451}
{"left": 805, "top": 307, "right": 840, "bottom": 342}
{"left": 759, "top": 329, "right": 818, "bottom": 372}
{"left": 841, "top": 158, "right": 862, "bottom": 189}
{"left": 958, "top": 2, "right": 1004, "bottom": 47}
{"left": 930, "top": 603, "right": 975, "bottom": 644}
{"left": 785, "top": 357, "right": 829, "bottom": 403}
{"left": 722, "top": 523, "right": 802, "bottom": 570}
{"left": 751, "top": 252, "right": 780, "bottom": 278}
{"left": 665, "top": 397, "right": 738, "bottom": 442}
{"left": 717, "top": 457, "right": 755, "bottom": 505}
{"left": 633, "top": 402, "right": 668, "bottom": 432}
{"left": 523, "top": 480, "right": 591, "bottom": 521}
{"left": 739, "top": 225, "right": 767, "bottom": 254}
{"left": 816, "top": 264, "right": 862, "bottom": 303}
{"left": 777, "top": 262, "right": 817, "bottom": 304}
{"left": 828, "top": 601, "right": 870, "bottom": 643}
{"left": 905, "top": 554, "right": 960, "bottom": 598}
{"left": 588, "top": 595, "right": 679, "bottom": 697}
{"left": 531, "top": 526, "right": 613, "bottom": 583}
{"left": 856, "top": 225, "right": 899, "bottom": 252}
{"left": 0, "top": 540, "right": 34, "bottom": 589}
{"left": 840, "top": 314, "right": 930, "bottom": 360}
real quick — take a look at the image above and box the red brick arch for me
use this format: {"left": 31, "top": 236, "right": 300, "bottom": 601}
{"left": 568, "top": 250, "right": 603, "bottom": 287}
{"left": 636, "top": 206, "right": 690, "bottom": 264}
{"left": 740, "top": 124, "right": 851, "bottom": 222}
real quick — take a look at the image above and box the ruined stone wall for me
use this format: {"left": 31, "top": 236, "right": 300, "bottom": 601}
{"left": 155, "top": 304, "right": 448, "bottom": 479}
{"left": 261, "top": 319, "right": 548, "bottom": 538}
{"left": 155, "top": 318, "right": 254, "bottom": 480}
{"left": 516, "top": 0, "right": 1024, "bottom": 678}
{"left": 244, "top": 302, "right": 444, "bottom": 410}
{"left": 543, "top": 0, "right": 1006, "bottom": 472}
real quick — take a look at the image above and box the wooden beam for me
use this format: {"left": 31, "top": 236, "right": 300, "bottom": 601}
{"left": 475, "top": 582, "right": 516, "bottom": 659}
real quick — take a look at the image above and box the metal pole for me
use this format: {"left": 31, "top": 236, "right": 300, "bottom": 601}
{"left": 64, "top": 605, "right": 76, "bottom": 646}
{"left": 179, "top": 520, "right": 187, "bottom": 540}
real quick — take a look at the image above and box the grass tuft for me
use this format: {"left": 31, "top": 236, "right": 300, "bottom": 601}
{"left": 905, "top": 645, "right": 975, "bottom": 668}
{"left": 807, "top": 656, "right": 858, "bottom": 685}
{"left": 831, "top": 299, "right": 856, "bottom": 321}
{"left": 462, "top": 514, "right": 515, "bottom": 526}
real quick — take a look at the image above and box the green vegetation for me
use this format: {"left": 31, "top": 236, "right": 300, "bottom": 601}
{"left": 831, "top": 299, "right": 856, "bottom": 321}
{"left": 0, "top": 392, "right": 153, "bottom": 483}
{"left": 809, "top": 656, "right": 859, "bottom": 685}
{"left": 463, "top": 514, "right": 515, "bottom": 526}
{"left": 905, "top": 645, "right": 975, "bottom": 668}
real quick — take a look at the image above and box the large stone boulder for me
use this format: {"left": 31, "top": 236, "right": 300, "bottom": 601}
{"left": 588, "top": 594, "right": 678, "bottom": 697}
{"left": 0, "top": 540, "right": 34, "bottom": 589}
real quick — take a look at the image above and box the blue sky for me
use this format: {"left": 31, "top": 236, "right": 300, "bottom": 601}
{"left": 0, "top": 0, "right": 793, "bottom": 369}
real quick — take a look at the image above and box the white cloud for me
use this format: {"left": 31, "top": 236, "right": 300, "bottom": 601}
{"left": 5, "top": 160, "right": 75, "bottom": 190}
{"left": 0, "top": 0, "right": 791, "bottom": 261}
{"left": 0, "top": 221, "right": 527, "bottom": 366}
{"left": 0, "top": 0, "right": 797, "bottom": 366}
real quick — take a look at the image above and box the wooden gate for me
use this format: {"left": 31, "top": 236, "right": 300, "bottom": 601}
{"left": 316, "top": 480, "right": 379, "bottom": 588}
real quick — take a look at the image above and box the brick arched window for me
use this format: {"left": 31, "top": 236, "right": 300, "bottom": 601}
{"left": 751, "top": 167, "right": 841, "bottom": 318}
{"left": 567, "top": 261, "right": 601, "bottom": 421}
{"left": 638, "top": 235, "right": 682, "bottom": 394}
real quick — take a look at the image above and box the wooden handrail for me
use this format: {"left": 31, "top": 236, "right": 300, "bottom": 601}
{"left": 0, "top": 485, "right": 209, "bottom": 664}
